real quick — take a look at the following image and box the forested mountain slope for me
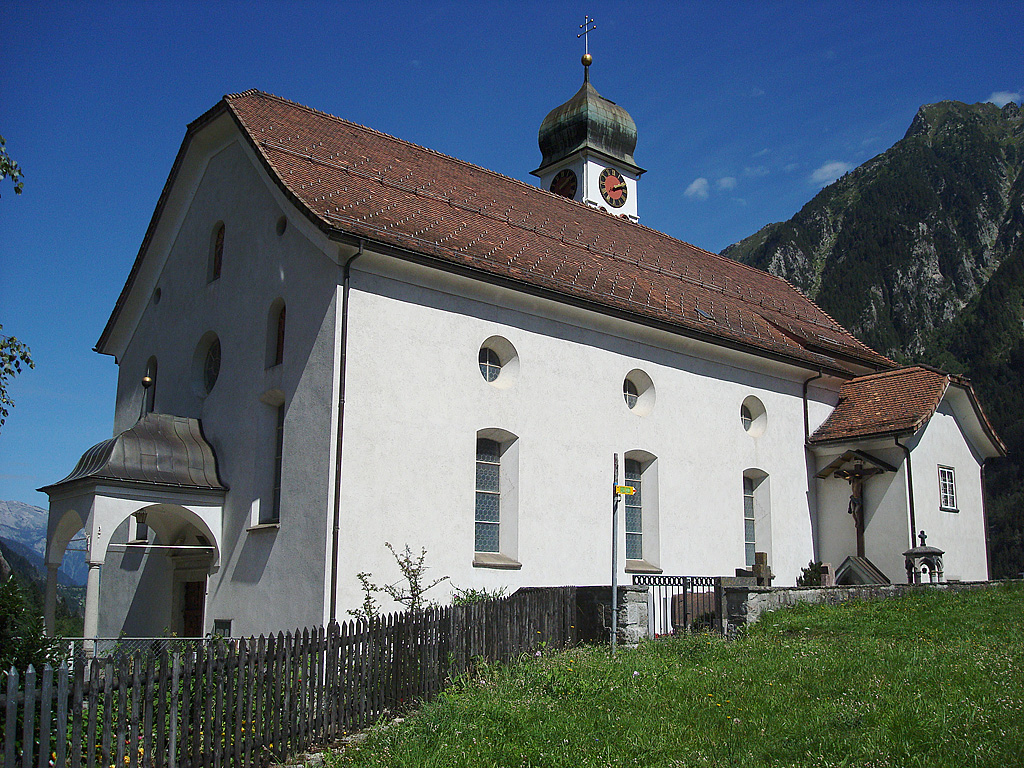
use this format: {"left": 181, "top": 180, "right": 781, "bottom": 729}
{"left": 723, "top": 100, "right": 1024, "bottom": 577}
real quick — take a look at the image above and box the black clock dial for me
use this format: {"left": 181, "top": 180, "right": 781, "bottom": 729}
{"left": 550, "top": 168, "right": 578, "bottom": 199}
{"left": 599, "top": 168, "right": 628, "bottom": 208}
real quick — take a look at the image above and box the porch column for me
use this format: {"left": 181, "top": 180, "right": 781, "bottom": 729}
{"left": 83, "top": 561, "right": 102, "bottom": 653}
{"left": 44, "top": 563, "right": 59, "bottom": 635}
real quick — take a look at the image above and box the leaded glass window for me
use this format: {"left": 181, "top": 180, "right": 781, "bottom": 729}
{"left": 625, "top": 459, "right": 642, "bottom": 559}
{"left": 744, "top": 475, "right": 755, "bottom": 568}
{"left": 475, "top": 438, "right": 501, "bottom": 552}
{"left": 479, "top": 348, "right": 501, "bottom": 382}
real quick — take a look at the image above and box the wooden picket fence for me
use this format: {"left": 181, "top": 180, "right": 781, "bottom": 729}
{"left": 2, "top": 586, "right": 579, "bottom": 768}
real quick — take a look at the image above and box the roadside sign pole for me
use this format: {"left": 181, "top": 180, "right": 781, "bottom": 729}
{"left": 612, "top": 453, "right": 619, "bottom": 656}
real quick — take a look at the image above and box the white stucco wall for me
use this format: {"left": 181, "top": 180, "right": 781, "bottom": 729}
{"left": 908, "top": 400, "right": 989, "bottom": 581}
{"left": 332, "top": 252, "right": 839, "bottom": 615}
{"left": 104, "top": 136, "right": 341, "bottom": 636}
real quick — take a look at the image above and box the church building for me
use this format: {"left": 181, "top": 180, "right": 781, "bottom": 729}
{"left": 41, "top": 56, "right": 1005, "bottom": 638}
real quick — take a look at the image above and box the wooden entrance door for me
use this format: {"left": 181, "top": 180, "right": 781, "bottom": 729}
{"left": 183, "top": 580, "right": 205, "bottom": 637}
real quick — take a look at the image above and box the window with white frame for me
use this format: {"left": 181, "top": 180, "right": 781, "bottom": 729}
{"left": 938, "top": 466, "right": 957, "bottom": 511}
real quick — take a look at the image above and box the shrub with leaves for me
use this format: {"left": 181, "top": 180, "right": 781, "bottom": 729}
{"left": 796, "top": 560, "right": 825, "bottom": 587}
{"left": 348, "top": 543, "right": 449, "bottom": 619}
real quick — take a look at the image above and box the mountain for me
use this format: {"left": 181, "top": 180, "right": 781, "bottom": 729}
{"left": 723, "top": 99, "right": 1024, "bottom": 577}
{"left": 0, "top": 499, "right": 88, "bottom": 585}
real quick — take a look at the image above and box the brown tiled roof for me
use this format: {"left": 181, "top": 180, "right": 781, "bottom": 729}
{"left": 98, "top": 89, "right": 893, "bottom": 374}
{"left": 810, "top": 366, "right": 952, "bottom": 443}
{"left": 222, "top": 90, "right": 892, "bottom": 374}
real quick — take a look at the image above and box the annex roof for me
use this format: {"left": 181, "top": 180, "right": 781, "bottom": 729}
{"left": 809, "top": 366, "right": 1005, "bottom": 455}
{"left": 40, "top": 413, "right": 226, "bottom": 493}
{"left": 98, "top": 89, "right": 893, "bottom": 376}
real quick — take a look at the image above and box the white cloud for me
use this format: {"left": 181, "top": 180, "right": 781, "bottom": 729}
{"left": 783, "top": 162, "right": 800, "bottom": 173}
{"left": 743, "top": 165, "right": 769, "bottom": 178}
{"left": 716, "top": 176, "right": 737, "bottom": 191}
{"left": 752, "top": 148, "right": 770, "bottom": 158}
{"left": 987, "top": 91, "right": 1021, "bottom": 107}
{"left": 684, "top": 177, "right": 709, "bottom": 199}
{"left": 810, "top": 160, "right": 854, "bottom": 185}
{"left": 750, "top": 87, "right": 766, "bottom": 98}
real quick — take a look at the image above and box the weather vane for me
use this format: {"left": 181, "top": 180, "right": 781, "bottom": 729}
{"left": 578, "top": 15, "right": 596, "bottom": 57}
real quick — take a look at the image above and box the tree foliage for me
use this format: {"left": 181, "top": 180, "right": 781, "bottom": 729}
{"left": 347, "top": 543, "right": 449, "bottom": 619}
{"left": 0, "top": 134, "right": 24, "bottom": 196}
{"left": 1, "top": 324, "right": 34, "bottom": 431}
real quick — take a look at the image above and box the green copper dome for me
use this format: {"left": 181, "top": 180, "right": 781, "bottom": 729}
{"left": 537, "top": 77, "right": 639, "bottom": 172}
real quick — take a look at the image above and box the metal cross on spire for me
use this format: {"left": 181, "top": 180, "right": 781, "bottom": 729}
{"left": 578, "top": 15, "right": 596, "bottom": 55}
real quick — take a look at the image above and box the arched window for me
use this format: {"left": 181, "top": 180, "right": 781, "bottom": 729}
{"left": 623, "top": 450, "right": 660, "bottom": 572}
{"left": 143, "top": 356, "right": 158, "bottom": 415}
{"left": 473, "top": 428, "right": 521, "bottom": 569}
{"left": 208, "top": 222, "right": 225, "bottom": 282}
{"left": 742, "top": 470, "right": 771, "bottom": 569}
{"left": 267, "top": 299, "right": 286, "bottom": 367}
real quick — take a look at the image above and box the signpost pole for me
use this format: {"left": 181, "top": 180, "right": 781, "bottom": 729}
{"left": 612, "top": 453, "right": 619, "bottom": 656}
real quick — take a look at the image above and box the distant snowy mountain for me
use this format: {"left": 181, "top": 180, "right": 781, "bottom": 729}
{"left": 0, "top": 499, "right": 88, "bottom": 585}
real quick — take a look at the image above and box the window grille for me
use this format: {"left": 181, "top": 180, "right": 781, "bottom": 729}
{"left": 479, "top": 348, "right": 501, "bottom": 382}
{"left": 625, "top": 459, "right": 642, "bottom": 559}
{"left": 475, "top": 438, "right": 500, "bottom": 551}
{"left": 623, "top": 379, "right": 639, "bottom": 409}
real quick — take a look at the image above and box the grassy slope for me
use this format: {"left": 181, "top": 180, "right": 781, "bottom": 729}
{"left": 332, "top": 585, "right": 1024, "bottom": 768}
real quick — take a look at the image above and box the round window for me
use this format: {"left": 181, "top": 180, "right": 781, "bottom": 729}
{"left": 478, "top": 337, "right": 519, "bottom": 388}
{"left": 622, "top": 370, "right": 655, "bottom": 416}
{"left": 479, "top": 347, "right": 501, "bottom": 382}
{"left": 192, "top": 332, "right": 222, "bottom": 397}
{"left": 741, "top": 396, "right": 767, "bottom": 436}
{"left": 203, "top": 339, "right": 221, "bottom": 393}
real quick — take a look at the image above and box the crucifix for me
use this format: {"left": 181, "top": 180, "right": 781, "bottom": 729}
{"left": 834, "top": 462, "right": 884, "bottom": 558}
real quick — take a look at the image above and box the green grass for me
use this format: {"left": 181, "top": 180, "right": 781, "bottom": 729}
{"left": 329, "top": 584, "right": 1024, "bottom": 767}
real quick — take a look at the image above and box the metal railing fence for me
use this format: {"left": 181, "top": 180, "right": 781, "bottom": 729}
{"left": 631, "top": 575, "right": 723, "bottom": 635}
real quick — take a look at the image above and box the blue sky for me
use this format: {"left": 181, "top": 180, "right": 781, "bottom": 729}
{"left": 2, "top": 1, "right": 1021, "bottom": 508}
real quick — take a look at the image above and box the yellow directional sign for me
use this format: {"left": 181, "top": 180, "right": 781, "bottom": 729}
{"left": 615, "top": 485, "right": 635, "bottom": 496}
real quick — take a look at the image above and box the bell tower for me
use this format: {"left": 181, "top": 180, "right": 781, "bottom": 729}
{"left": 531, "top": 25, "right": 644, "bottom": 222}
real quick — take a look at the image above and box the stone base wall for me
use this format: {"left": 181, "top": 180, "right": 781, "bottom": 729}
{"left": 723, "top": 580, "right": 1007, "bottom": 637}
{"left": 575, "top": 585, "right": 649, "bottom": 646}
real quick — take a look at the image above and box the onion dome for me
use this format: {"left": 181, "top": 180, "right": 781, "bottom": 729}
{"left": 536, "top": 59, "right": 640, "bottom": 173}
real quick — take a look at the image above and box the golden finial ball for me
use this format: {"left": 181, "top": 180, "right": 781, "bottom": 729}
{"left": 581, "top": 53, "right": 592, "bottom": 67}
{"left": 141, "top": 376, "right": 154, "bottom": 389}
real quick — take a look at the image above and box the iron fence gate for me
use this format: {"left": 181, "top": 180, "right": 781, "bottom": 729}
{"left": 632, "top": 575, "right": 723, "bottom": 635}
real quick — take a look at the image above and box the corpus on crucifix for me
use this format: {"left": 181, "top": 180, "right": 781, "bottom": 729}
{"left": 834, "top": 463, "right": 884, "bottom": 558}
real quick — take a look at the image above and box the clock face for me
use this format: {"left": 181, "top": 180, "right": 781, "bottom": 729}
{"left": 550, "top": 168, "right": 578, "bottom": 199}
{"left": 599, "top": 168, "right": 628, "bottom": 208}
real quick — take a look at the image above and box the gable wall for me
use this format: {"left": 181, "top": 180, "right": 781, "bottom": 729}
{"left": 910, "top": 399, "right": 989, "bottom": 580}
{"left": 106, "top": 138, "right": 341, "bottom": 636}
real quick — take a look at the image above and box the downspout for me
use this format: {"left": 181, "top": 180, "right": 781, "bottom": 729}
{"left": 980, "top": 460, "right": 992, "bottom": 579}
{"left": 802, "top": 370, "right": 823, "bottom": 441}
{"left": 802, "top": 370, "right": 823, "bottom": 559}
{"left": 329, "top": 241, "right": 364, "bottom": 623}
{"left": 895, "top": 435, "right": 917, "bottom": 549}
